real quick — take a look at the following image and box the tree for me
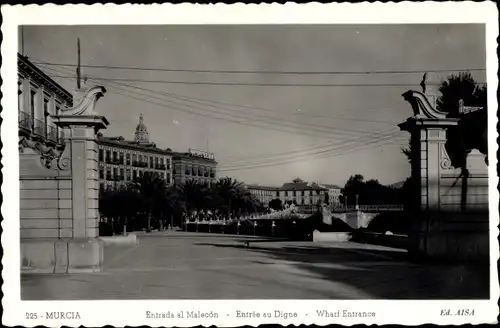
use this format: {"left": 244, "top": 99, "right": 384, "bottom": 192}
{"left": 213, "top": 177, "right": 243, "bottom": 214}
{"left": 402, "top": 72, "right": 487, "bottom": 167}
{"left": 269, "top": 198, "right": 283, "bottom": 211}
{"left": 130, "top": 172, "right": 167, "bottom": 232}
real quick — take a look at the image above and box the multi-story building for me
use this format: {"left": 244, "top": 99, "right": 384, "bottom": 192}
{"left": 18, "top": 54, "right": 72, "bottom": 148}
{"left": 246, "top": 185, "right": 277, "bottom": 206}
{"left": 279, "top": 179, "right": 327, "bottom": 206}
{"left": 245, "top": 178, "right": 330, "bottom": 208}
{"left": 172, "top": 149, "right": 217, "bottom": 186}
{"left": 97, "top": 114, "right": 173, "bottom": 190}
{"left": 317, "top": 183, "right": 343, "bottom": 207}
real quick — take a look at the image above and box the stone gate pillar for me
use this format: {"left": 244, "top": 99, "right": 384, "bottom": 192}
{"left": 399, "top": 90, "right": 489, "bottom": 262}
{"left": 20, "top": 86, "right": 108, "bottom": 273}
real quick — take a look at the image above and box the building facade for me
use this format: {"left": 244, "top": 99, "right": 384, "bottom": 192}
{"left": 97, "top": 114, "right": 173, "bottom": 190}
{"left": 246, "top": 185, "right": 277, "bottom": 205}
{"left": 18, "top": 54, "right": 72, "bottom": 148}
{"left": 317, "top": 183, "right": 342, "bottom": 207}
{"left": 172, "top": 150, "right": 217, "bottom": 186}
{"left": 245, "top": 179, "right": 330, "bottom": 208}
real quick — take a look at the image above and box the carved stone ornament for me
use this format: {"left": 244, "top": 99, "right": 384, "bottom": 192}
{"left": 58, "top": 86, "right": 107, "bottom": 116}
{"left": 439, "top": 143, "right": 452, "bottom": 170}
{"left": 402, "top": 90, "right": 448, "bottom": 120}
{"left": 19, "top": 136, "right": 65, "bottom": 170}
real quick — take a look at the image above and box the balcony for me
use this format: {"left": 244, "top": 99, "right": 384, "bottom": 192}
{"left": 33, "top": 118, "right": 46, "bottom": 138}
{"left": 155, "top": 164, "right": 166, "bottom": 170}
{"left": 47, "top": 126, "right": 58, "bottom": 142}
{"left": 19, "top": 111, "right": 34, "bottom": 132}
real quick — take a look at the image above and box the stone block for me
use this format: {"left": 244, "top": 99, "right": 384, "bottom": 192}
{"left": 20, "top": 199, "right": 58, "bottom": 209}
{"left": 20, "top": 209, "right": 58, "bottom": 219}
{"left": 86, "top": 188, "right": 98, "bottom": 199}
{"left": 58, "top": 179, "right": 72, "bottom": 189}
{"left": 20, "top": 219, "right": 59, "bottom": 229}
{"left": 58, "top": 209, "right": 72, "bottom": 219}
{"left": 67, "top": 238, "right": 104, "bottom": 273}
{"left": 21, "top": 228, "right": 59, "bottom": 239}
{"left": 59, "top": 199, "right": 72, "bottom": 209}
{"left": 21, "top": 239, "right": 58, "bottom": 273}
{"left": 86, "top": 208, "right": 98, "bottom": 218}
{"left": 58, "top": 189, "right": 72, "bottom": 199}
{"left": 20, "top": 179, "right": 58, "bottom": 190}
{"left": 313, "top": 231, "right": 350, "bottom": 242}
{"left": 54, "top": 239, "right": 69, "bottom": 273}
{"left": 20, "top": 189, "right": 58, "bottom": 199}
{"left": 86, "top": 170, "right": 97, "bottom": 180}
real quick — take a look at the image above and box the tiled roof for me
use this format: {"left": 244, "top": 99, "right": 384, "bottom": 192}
{"left": 319, "top": 183, "right": 342, "bottom": 189}
{"left": 281, "top": 182, "right": 326, "bottom": 191}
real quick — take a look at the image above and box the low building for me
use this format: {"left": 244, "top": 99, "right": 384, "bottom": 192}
{"left": 246, "top": 185, "right": 278, "bottom": 206}
{"left": 279, "top": 179, "right": 327, "bottom": 206}
{"left": 172, "top": 149, "right": 217, "bottom": 186}
{"left": 245, "top": 178, "right": 330, "bottom": 208}
{"left": 317, "top": 183, "right": 343, "bottom": 206}
{"left": 97, "top": 114, "right": 173, "bottom": 190}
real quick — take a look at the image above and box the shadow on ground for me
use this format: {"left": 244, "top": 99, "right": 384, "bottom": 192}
{"left": 194, "top": 241, "right": 489, "bottom": 299}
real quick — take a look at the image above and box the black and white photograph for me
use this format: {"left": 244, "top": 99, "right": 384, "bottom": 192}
{"left": 1, "top": 3, "right": 499, "bottom": 327}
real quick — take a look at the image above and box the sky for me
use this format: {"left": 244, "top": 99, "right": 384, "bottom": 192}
{"left": 21, "top": 24, "right": 486, "bottom": 187}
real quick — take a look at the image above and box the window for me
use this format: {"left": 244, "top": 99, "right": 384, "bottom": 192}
{"left": 139, "top": 155, "right": 143, "bottom": 162}
{"left": 113, "top": 167, "right": 118, "bottom": 177}
{"left": 106, "top": 167, "right": 111, "bottom": 179}
{"left": 150, "top": 156, "right": 154, "bottom": 168}
{"left": 30, "top": 89, "right": 36, "bottom": 119}
{"left": 126, "top": 153, "right": 131, "bottom": 165}
{"left": 99, "top": 149, "right": 104, "bottom": 161}
{"left": 113, "top": 151, "right": 118, "bottom": 162}
{"left": 106, "top": 150, "right": 111, "bottom": 162}
{"left": 99, "top": 169, "right": 104, "bottom": 179}
{"left": 133, "top": 170, "right": 137, "bottom": 180}
{"left": 166, "top": 159, "right": 171, "bottom": 170}
{"left": 127, "top": 169, "right": 131, "bottom": 181}
{"left": 119, "top": 153, "right": 124, "bottom": 164}
{"left": 159, "top": 158, "right": 163, "bottom": 165}
{"left": 120, "top": 168, "right": 124, "bottom": 180}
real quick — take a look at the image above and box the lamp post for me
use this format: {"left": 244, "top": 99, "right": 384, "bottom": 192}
{"left": 253, "top": 221, "right": 257, "bottom": 236}
{"left": 271, "top": 220, "right": 276, "bottom": 236}
{"left": 237, "top": 221, "right": 241, "bottom": 235}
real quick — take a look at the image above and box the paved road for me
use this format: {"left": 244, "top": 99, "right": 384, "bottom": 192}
{"left": 21, "top": 232, "right": 489, "bottom": 300}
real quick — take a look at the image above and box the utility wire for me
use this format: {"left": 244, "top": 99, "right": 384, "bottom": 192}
{"left": 32, "top": 60, "right": 486, "bottom": 75}
{"left": 32, "top": 59, "right": 420, "bottom": 124}
{"left": 219, "top": 130, "right": 406, "bottom": 168}
{"left": 42, "top": 66, "right": 401, "bottom": 140}
{"left": 219, "top": 137, "right": 407, "bottom": 172}
{"left": 45, "top": 74, "right": 467, "bottom": 88}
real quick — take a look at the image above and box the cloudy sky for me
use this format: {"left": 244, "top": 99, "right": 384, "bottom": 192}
{"left": 21, "top": 25, "right": 486, "bottom": 186}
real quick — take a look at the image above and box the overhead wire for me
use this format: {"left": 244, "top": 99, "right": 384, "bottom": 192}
{"left": 40, "top": 65, "right": 401, "bottom": 142}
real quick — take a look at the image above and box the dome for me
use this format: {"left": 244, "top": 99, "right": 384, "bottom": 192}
{"left": 136, "top": 113, "right": 148, "bottom": 132}
{"left": 134, "top": 113, "right": 150, "bottom": 143}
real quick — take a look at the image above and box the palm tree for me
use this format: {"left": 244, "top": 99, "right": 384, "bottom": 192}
{"left": 130, "top": 172, "right": 167, "bottom": 232}
{"left": 177, "top": 180, "right": 210, "bottom": 214}
{"left": 214, "top": 177, "right": 243, "bottom": 214}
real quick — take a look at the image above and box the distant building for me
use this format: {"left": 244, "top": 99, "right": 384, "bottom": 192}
{"left": 246, "top": 185, "right": 277, "bottom": 206}
{"left": 18, "top": 54, "right": 72, "bottom": 148}
{"left": 317, "top": 183, "right": 343, "bottom": 206}
{"left": 172, "top": 150, "right": 217, "bottom": 186}
{"left": 97, "top": 114, "right": 173, "bottom": 190}
{"left": 245, "top": 178, "right": 330, "bottom": 207}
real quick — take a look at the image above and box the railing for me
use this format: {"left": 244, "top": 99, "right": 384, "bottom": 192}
{"left": 331, "top": 204, "right": 404, "bottom": 212}
{"left": 47, "top": 125, "right": 58, "bottom": 142}
{"left": 19, "top": 111, "right": 34, "bottom": 132}
{"left": 33, "top": 118, "right": 46, "bottom": 137}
